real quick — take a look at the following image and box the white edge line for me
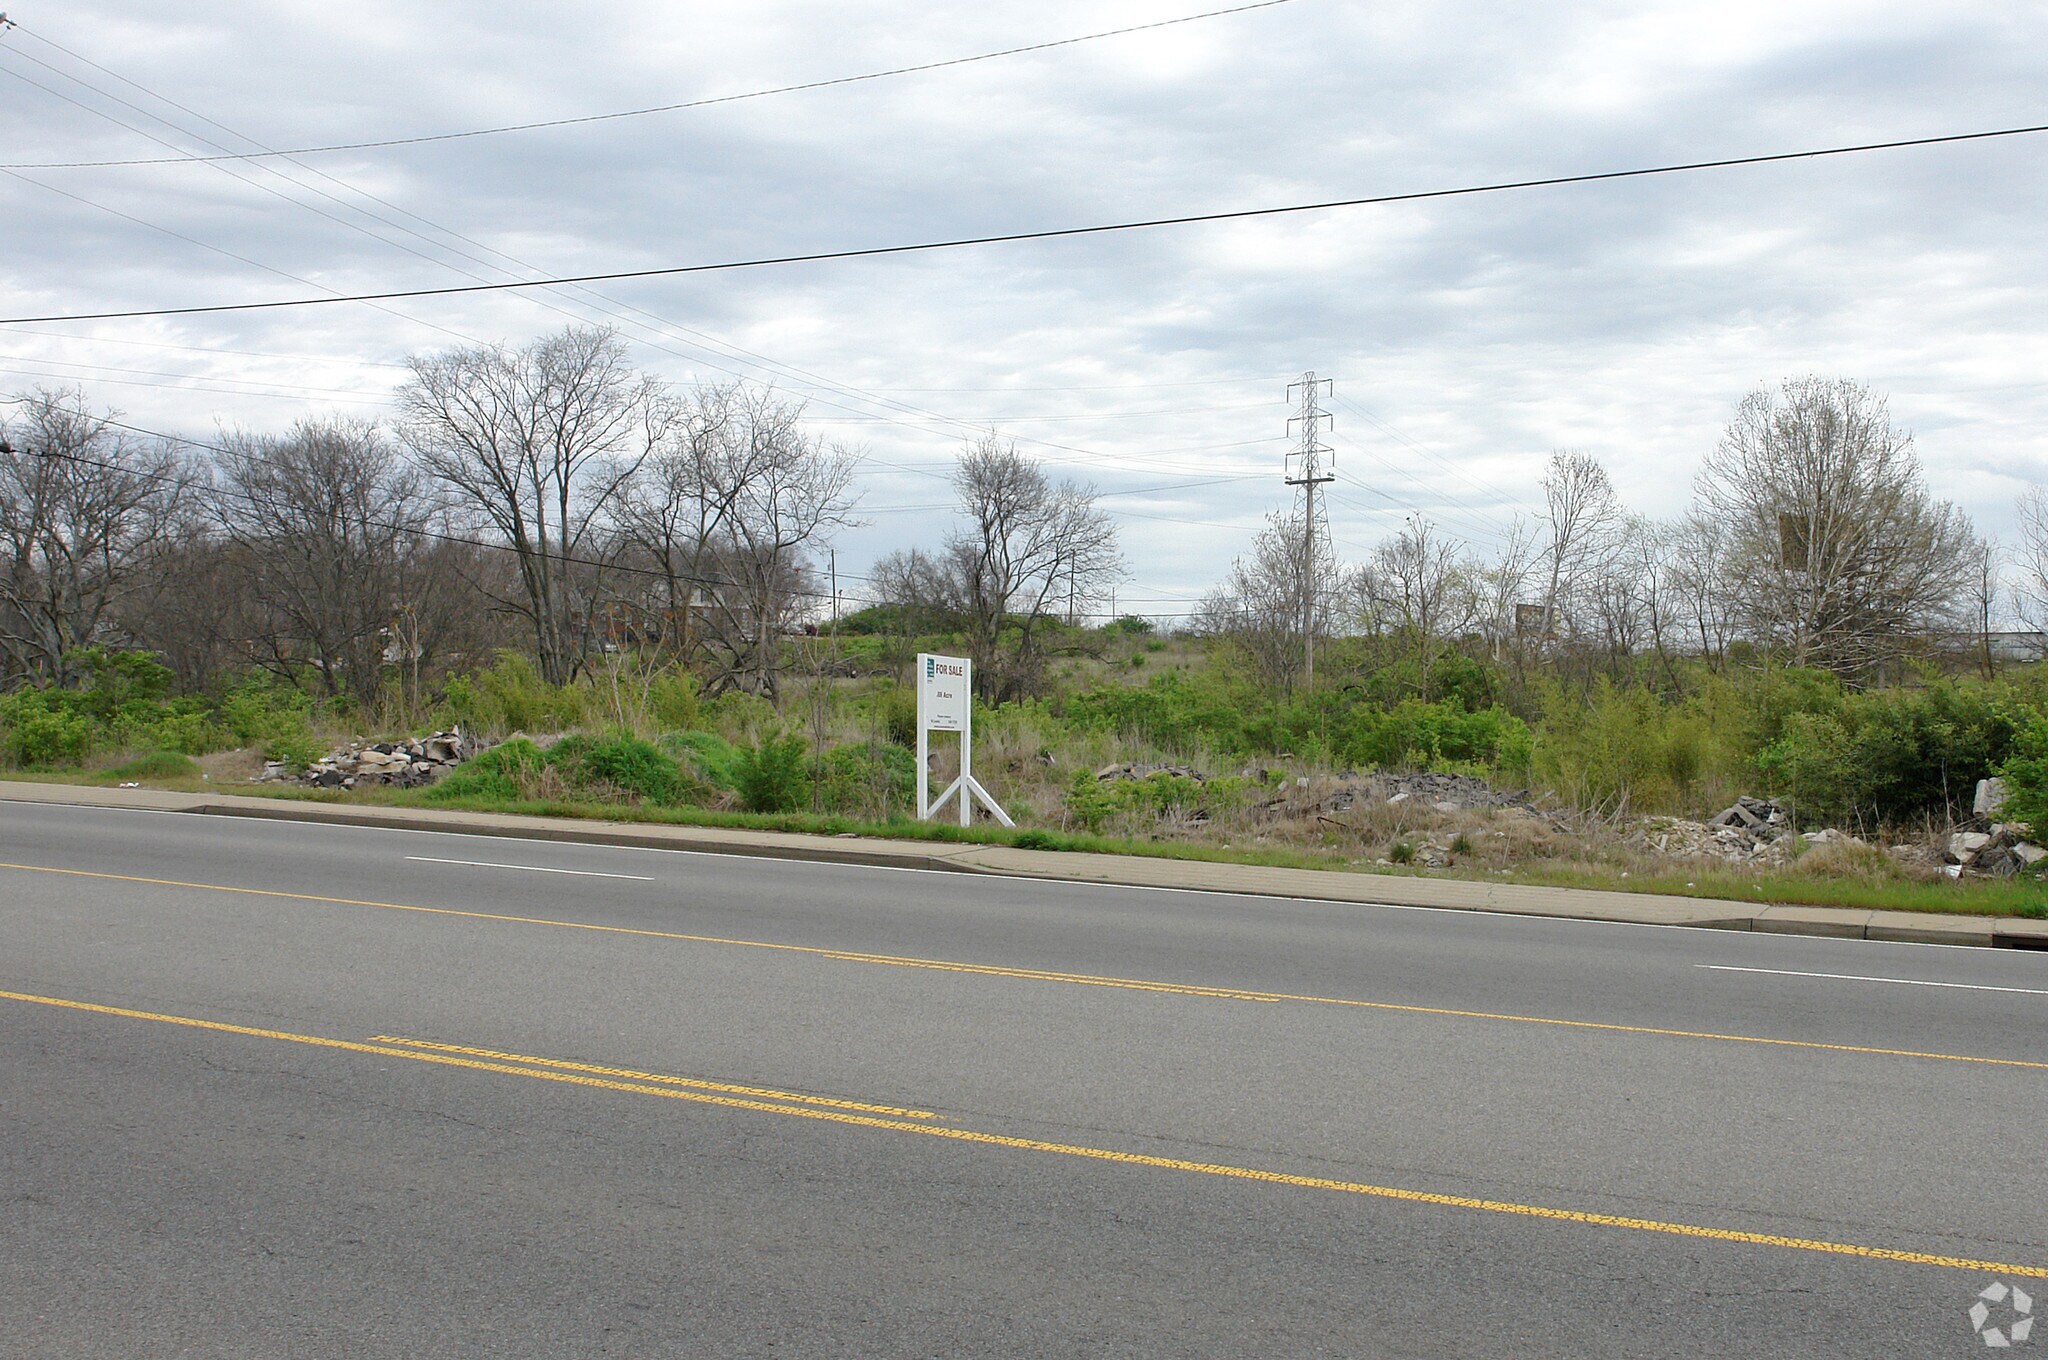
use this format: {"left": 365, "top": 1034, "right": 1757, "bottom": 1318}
{"left": 2, "top": 798, "right": 2021, "bottom": 952}
{"left": 1700, "top": 964, "right": 2048, "bottom": 996}
{"left": 403, "top": 855, "right": 655, "bottom": 881}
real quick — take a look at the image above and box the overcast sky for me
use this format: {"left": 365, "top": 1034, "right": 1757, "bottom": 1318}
{"left": 3, "top": 1, "right": 2044, "bottom": 620}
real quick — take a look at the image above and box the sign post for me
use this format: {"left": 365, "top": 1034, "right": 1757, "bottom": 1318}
{"left": 915, "top": 653, "right": 1013, "bottom": 827}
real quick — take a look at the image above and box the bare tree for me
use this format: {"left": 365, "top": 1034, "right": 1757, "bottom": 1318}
{"left": 1965, "top": 534, "right": 2002, "bottom": 679}
{"left": 877, "top": 434, "right": 1119, "bottom": 702}
{"left": 1196, "top": 507, "right": 1332, "bottom": 693}
{"left": 1695, "top": 377, "right": 1977, "bottom": 680}
{"left": 1536, "top": 449, "right": 1622, "bottom": 646}
{"left": 210, "top": 417, "right": 444, "bottom": 702}
{"left": 617, "top": 383, "right": 859, "bottom": 697}
{"left": 2014, "top": 487, "right": 2048, "bottom": 651}
{"left": 1586, "top": 515, "right": 1686, "bottom": 684}
{"left": 396, "top": 326, "right": 671, "bottom": 685}
{"left": 1468, "top": 514, "right": 1538, "bottom": 664}
{"left": 1353, "top": 515, "right": 1474, "bottom": 699}
{"left": 0, "top": 388, "right": 187, "bottom": 686}
{"left": 1665, "top": 509, "right": 1735, "bottom": 666}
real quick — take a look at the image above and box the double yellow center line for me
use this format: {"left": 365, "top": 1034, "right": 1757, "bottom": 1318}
{"left": 5, "top": 986, "right": 2044, "bottom": 1281}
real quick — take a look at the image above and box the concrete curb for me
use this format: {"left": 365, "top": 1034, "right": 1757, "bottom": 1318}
{"left": 4, "top": 780, "right": 2045, "bottom": 950}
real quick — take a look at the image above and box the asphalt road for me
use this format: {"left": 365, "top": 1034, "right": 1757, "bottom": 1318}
{"left": 3, "top": 800, "right": 2045, "bottom": 1357}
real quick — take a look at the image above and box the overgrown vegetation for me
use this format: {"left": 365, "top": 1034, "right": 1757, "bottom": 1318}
{"left": 6, "top": 371, "right": 2048, "bottom": 912}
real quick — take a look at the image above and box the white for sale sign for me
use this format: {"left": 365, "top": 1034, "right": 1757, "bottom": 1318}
{"left": 918, "top": 653, "right": 970, "bottom": 733}
{"left": 913, "top": 653, "right": 1010, "bottom": 827}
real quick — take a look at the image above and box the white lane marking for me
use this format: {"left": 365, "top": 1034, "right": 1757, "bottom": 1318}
{"left": 404, "top": 855, "right": 654, "bottom": 882}
{"left": 1700, "top": 964, "right": 2048, "bottom": 996}
{"left": 14, "top": 801, "right": 2013, "bottom": 953}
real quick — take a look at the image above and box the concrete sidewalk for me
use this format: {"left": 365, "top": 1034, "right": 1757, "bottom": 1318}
{"left": 5, "top": 779, "right": 2045, "bottom": 950}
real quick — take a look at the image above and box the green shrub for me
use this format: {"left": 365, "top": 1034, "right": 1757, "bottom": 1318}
{"left": 68, "top": 648, "right": 175, "bottom": 717}
{"left": 1063, "top": 769, "right": 1251, "bottom": 832}
{"left": 263, "top": 729, "right": 325, "bottom": 772}
{"left": 646, "top": 670, "right": 699, "bottom": 731}
{"left": 441, "top": 652, "right": 584, "bottom": 736}
{"left": 1757, "top": 681, "right": 2015, "bottom": 826}
{"left": 426, "top": 738, "right": 550, "bottom": 802}
{"left": 570, "top": 733, "right": 690, "bottom": 804}
{"left": 0, "top": 690, "right": 94, "bottom": 767}
{"left": 1998, "top": 714, "right": 2048, "bottom": 839}
{"left": 1341, "top": 700, "right": 1531, "bottom": 778}
{"left": 814, "top": 742, "right": 916, "bottom": 818}
{"left": 1755, "top": 713, "right": 1858, "bottom": 824}
{"left": 1531, "top": 679, "right": 1722, "bottom": 814}
{"left": 876, "top": 683, "right": 916, "bottom": 748}
{"left": 662, "top": 730, "right": 743, "bottom": 789}
{"left": 119, "top": 704, "right": 218, "bottom": 755}
{"left": 216, "top": 681, "right": 311, "bottom": 744}
{"left": 1062, "top": 671, "right": 1248, "bottom": 754}
{"left": 733, "top": 732, "right": 810, "bottom": 813}
{"left": 96, "top": 751, "right": 200, "bottom": 782}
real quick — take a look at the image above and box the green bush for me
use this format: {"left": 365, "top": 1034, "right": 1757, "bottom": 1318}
{"left": 1756, "top": 680, "right": 2015, "bottom": 826}
{"left": 218, "top": 681, "right": 315, "bottom": 750}
{"left": 1340, "top": 700, "right": 1531, "bottom": 778}
{"left": 570, "top": 733, "right": 690, "bottom": 804}
{"left": 646, "top": 669, "right": 699, "bottom": 731}
{"left": 96, "top": 751, "right": 201, "bottom": 782}
{"left": 1531, "top": 679, "right": 1722, "bottom": 813}
{"left": 1997, "top": 714, "right": 2048, "bottom": 839}
{"left": 662, "top": 730, "right": 743, "bottom": 789}
{"left": 1755, "top": 713, "right": 1857, "bottom": 823}
{"left": 263, "top": 729, "right": 325, "bottom": 772}
{"left": 1063, "top": 769, "right": 1251, "bottom": 833}
{"left": 814, "top": 742, "right": 916, "bottom": 818}
{"left": 118, "top": 704, "right": 218, "bottom": 755}
{"left": 0, "top": 690, "right": 92, "bottom": 766}
{"left": 733, "top": 732, "right": 810, "bottom": 813}
{"left": 1062, "top": 671, "right": 1249, "bottom": 754}
{"left": 441, "top": 652, "right": 585, "bottom": 736}
{"left": 426, "top": 738, "right": 550, "bottom": 802}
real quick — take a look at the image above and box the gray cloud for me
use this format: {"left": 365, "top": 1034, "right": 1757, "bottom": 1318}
{"left": 4, "top": 0, "right": 2045, "bottom": 616}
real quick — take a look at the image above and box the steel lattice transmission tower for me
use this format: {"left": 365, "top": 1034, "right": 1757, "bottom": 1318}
{"left": 1285, "top": 371, "right": 1336, "bottom": 692}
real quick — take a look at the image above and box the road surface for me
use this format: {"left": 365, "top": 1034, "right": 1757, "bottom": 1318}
{"left": 3, "top": 801, "right": 2044, "bottom": 1356}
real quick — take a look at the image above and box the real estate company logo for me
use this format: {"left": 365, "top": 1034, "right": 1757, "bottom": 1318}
{"left": 1970, "top": 1281, "right": 2034, "bottom": 1349}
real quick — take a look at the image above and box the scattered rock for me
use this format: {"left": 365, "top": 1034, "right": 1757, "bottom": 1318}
{"left": 1947, "top": 831, "right": 1993, "bottom": 863}
{"left": 1094, "top": 762, "right": 1206, "bottom": 783}
{"left": 270, "top": 728, "right": 485, "bottom": 790}
{"left": 1974, "top": 777, "right": 2010, "bottom": 818}
{"left": 1708, "top": 796, "right": 1788, "bottom": 831}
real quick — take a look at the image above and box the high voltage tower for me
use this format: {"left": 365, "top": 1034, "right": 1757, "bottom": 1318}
{"left": 1285, "top": 370, "right": 1335, "bottom": 692}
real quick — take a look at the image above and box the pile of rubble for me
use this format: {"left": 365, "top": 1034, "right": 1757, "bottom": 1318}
{"left": 1246, "top": 770, "right": 1541, "bottom": 822}
{"left": 1630, "top": 795, "right": 1797, "bottom": 865}
{"left": 1945, "top": 777, "right": 2045, "bottom": 876}
{"left": 263, "top": 729, "right": 484, "bottom": 789}
{"left": 1942, "top": 824, "right": 2046, "bottom": 878}
{"left": 1628, "top": 781, "right": 2046, "bottom": 878}
{"left": 1093, "top": 761, "right": 1208, "bottom": 783}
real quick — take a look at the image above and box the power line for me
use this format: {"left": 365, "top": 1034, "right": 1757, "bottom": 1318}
{"left": 0, "top": 35, "right": 1282, "bottom": 488}
{"left": 0, "top": 2, "right": 1298, "bottom": 169}
{"left": 10, "top": 120, "right": 2045, "bottom": 327}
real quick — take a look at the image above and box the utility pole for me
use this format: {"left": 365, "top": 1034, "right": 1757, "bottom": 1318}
{"left": 829, "top": 548, "right": 839, "bottom": 637}
{"left": 1285, "top": 371, "right": 1335, "bottom": 693}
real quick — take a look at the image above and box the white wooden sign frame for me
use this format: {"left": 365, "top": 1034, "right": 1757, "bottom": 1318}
{"left": 915, "top": 653, "right": 1013, "bottom": 827}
